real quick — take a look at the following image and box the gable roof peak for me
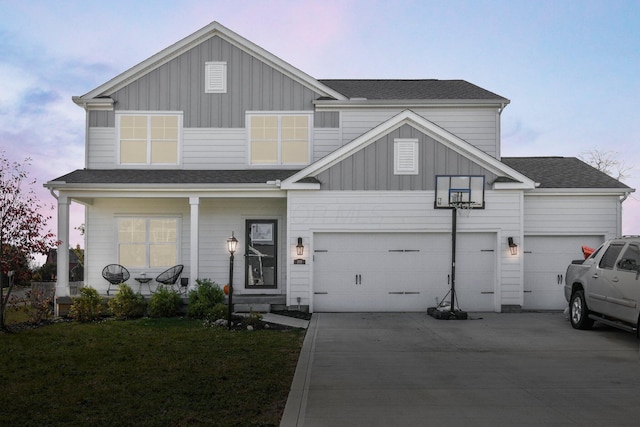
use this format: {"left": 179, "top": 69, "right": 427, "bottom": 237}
{"left": 73, "top": 21, "right": 346, "bottom": 107}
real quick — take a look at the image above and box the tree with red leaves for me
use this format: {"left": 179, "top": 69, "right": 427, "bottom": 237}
{"left": 1, "top": 152, "right": 58, "bottom": 330}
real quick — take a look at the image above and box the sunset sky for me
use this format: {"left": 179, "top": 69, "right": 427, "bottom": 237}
{"left": 1, "top": 0, "right": 638, "bottom": 254}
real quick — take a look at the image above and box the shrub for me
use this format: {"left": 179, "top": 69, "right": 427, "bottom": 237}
{"left": 246, "top": 311, "right": 263, "bottom": 327}
{"left": 209, "top": 303, "right": 228, "bottom": 321}
{"left": 108, "top": 283, "right": 147, "bottom": 319}
{"left": 69, "top": 287, "right": 103, "bottom": 322}
{"left": 10, "top": 286, "right": 54, "bottom": 325}
{"left": 187, "top": 278, "right": 225, "bottom": 319}
{"left": 148, "top": 286, "right": 182, "bottom": 318}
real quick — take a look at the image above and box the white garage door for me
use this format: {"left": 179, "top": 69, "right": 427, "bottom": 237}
{"left": 523, "top": 235, "right": 604, "bottom": 310}
{"left": 313, "top": 232, "right": 495, "bottom": 312}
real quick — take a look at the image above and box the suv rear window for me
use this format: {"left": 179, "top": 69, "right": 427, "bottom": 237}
{"left": 617, "top": 244, "right": 640, "bottom": 272}
{"left": 599, "top": 243, "right": 625, "bottom": 269}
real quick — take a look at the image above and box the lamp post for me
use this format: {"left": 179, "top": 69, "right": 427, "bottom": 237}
{"left": 226, "top": 232, "right": 238, "bottom": 330}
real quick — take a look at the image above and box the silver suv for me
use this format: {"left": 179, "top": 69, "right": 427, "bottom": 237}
{"left": 564, "top": 236, "right": 640, "bottom": 335}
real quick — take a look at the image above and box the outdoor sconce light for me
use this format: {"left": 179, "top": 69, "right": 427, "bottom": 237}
{"left": 294, "top": 237, "right": 306, "bottom": 264}
{"left": 226, "top": 232, "right": 238, "bottom": 330}
{"left": 508, "top": 237, "right": 518, "bottom": 256}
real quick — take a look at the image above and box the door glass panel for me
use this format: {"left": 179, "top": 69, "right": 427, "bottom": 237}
{"left": 245, "top": 220, "right": 277, "bottom": 288}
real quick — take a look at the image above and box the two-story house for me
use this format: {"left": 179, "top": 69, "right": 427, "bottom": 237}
{"left": 46, "top": 21, "right": 633, "bottom": 314}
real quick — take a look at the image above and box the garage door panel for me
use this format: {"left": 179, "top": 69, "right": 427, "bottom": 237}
{"left": 524, "top": 235, "right": 604, "bottom": 310}
{"left": 313, "top": 232, "right": 495, "bottom": 312}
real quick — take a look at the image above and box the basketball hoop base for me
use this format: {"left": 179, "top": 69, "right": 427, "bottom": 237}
{"left": 427, "top": 306, "right": 468, "bottom": 320}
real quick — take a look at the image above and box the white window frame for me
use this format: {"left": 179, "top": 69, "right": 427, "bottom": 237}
{"left": 116, "top": 216, "right": 181, "bottom": 270}
{"left": 394, "top": 138, "right": 419, "bottom": 175}
{"left": 205, "top": 61, "right": 227, "bottom": 93}
{"left": 116, "top": 111, "right": 183, "bottom": 166}
{"left": 247, "top": 111, "right": 313, "bottom": 166}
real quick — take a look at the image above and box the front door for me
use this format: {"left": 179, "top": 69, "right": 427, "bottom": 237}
{"left": 245, "top": 220, "right": 277, "bottom": 289}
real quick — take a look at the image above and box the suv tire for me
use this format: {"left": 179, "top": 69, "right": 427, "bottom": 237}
{"left": 570, "top": 290, "right": 594, "bottom": 330}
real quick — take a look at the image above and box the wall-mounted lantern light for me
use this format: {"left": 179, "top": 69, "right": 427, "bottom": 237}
{"left": 294, "top": 237, "right": 306, "bottom": 264}
{"left": 508, "top": 237, "right": 518, "bottom": 256}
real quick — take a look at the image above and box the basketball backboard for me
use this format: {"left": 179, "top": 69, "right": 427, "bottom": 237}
{"left": 434, "top": 175, "right": 485, "bottom": 209}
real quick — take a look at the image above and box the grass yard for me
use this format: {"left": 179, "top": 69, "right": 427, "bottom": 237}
{"left": 0, "top": 317, "right": 305, "bottom": 426}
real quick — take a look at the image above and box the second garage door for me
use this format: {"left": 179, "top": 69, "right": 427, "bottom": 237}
{"left": 313, "top": 232, "right": 496, "bottom": 312}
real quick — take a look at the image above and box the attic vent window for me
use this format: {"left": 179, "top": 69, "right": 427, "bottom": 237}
{"left": 205, "top": 61, "right": 227, "bottom": 93}
{"left": 394, "top": 139, "right": 419, "bottom": 175}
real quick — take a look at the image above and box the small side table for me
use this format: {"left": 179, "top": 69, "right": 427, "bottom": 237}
{"left": 135, "top": 277, "right": 152, "bottom": 294}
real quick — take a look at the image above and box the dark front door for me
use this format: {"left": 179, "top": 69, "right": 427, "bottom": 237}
{"left": 245, "top": 220, "right": 277, "bottom": 289}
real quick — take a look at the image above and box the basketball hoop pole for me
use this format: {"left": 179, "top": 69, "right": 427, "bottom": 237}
{"left": 450, "top": 206, "right": 457, "bottom": 313}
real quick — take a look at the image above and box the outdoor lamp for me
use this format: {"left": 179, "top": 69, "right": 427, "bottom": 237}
{"left": 294, "top": 237, "right": 306, "bottom": 264}
{"left": 508, "top": 237, "right": 518, "bottom": 256}
{"left": 227, "top": 232, "right": 238, "bottom": 254}
{"left": 226, "top": 232, "right": 238, "bottom": 330}
{"left": 296, "top": 237, "right": 304, "bottom": 256}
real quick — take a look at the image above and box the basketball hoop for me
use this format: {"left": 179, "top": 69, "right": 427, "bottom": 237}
{"left": 451, "top": 201, "right": 472, "bottom": 217}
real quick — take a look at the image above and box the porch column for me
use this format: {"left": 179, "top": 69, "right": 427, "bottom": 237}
{"left": 56, "top": 195, "right": 70, "bottom": 298}
{"left": 189, "top": 197, "right": 200, "bottom": 289}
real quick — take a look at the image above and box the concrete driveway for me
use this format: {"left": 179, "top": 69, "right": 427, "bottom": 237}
{"left": 281, "top": 312, "right": 640, "bottom": 426}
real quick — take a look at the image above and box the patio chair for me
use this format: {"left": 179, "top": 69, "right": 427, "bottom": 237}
{"left": 102, "top": 264, "right": 130, "bottom": 295}
{"left": 155, "top": 265, "right": 184, "bottom": 293}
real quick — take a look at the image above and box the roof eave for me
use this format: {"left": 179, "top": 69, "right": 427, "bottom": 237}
{"left": 314, "top": 98, "right": 510, "bottom": 110}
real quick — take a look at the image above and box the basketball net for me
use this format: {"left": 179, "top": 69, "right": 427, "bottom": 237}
{"left": 452, "top": 202, "right": 472, "bottom": 217}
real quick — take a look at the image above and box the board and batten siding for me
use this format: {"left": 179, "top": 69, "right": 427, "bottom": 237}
{"left": 523, "top": 194, "right": 621, "bottom": 237}
{"left": 88, "top": 35, "right": 323, "bottom": 129}
{"left": 286, "top": 190, "right": 523, "bottom": 309}
{"left": 339, "top": 108, "right": 500, "bottom": 158}
{"left": 316, "top": 123, "right": 498, "bottom": 191}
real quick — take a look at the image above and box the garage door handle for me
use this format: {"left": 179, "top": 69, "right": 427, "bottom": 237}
{"left": 314, "top": 292, "right": 328, "bottom": 295}
{"left": 355, "top": 274, "right": 362, "bottom": 285}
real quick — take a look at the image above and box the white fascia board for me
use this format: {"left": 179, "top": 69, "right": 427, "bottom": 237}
{"left": 76, "top": 22, "right": 346, "bottom": 103}
{"left": 71, "top": 96, "right": 114, "bottom": 111}
{"left": 282, "top": 109, "right": 536, "bottom": 188}
{"left": 493, "top": 182, "right": 541, "bottom": 190}
{"left": 526, "top": 188, "right": 635, "bottom": 196}
{"left": 279, "top": 182, "right": 320, "bottom": 190}
{"left": 314, "top": 99, "right": 510, "bottom": 111}
{"left": 55, "top": 188, "right": 287, "bottom": 199}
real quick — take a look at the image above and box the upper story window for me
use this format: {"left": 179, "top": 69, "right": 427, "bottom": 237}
{"left": 394, "top": 138, "right": 419, "bottom": 175}
{"left": 248, "top": 113, "right": 311, "bottom": 165}
{"left": 117, "top": 113, "right": 182, "bottom": 165}
{"left": 205, "top": 61, "right": 227, "bottom": 93}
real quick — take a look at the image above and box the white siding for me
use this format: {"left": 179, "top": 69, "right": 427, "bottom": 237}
{"left": 312, "top": 128, "right": 341, "bottom": 161}
{"left": 340, "top": 108, "right": 499, "bottom": 157}
{"left": 86, "top": 198, "right": 191, "bottom": 294}
{"left": 182, "top": 128, "right": 246, "bottom": 169}
{"left": 85, "top": 197, "right": 287, "bottom": 296}
{"left": 87, "top": 128, "right": 117, "bottom": 169}
{"left": 523, "top": 194, "right": 621, "bottom": 237}
{"left": 286, "top": 190, "right": 523, "bottom": 309}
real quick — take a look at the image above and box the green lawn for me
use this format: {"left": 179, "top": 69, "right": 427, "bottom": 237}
{"left": 0, "top": 317, "right": 305, "bottom": 426}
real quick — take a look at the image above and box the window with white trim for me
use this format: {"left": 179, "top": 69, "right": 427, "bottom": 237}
{"left": 117, "top": 217, "right": 179, "bottom": 268}
{"left": 394, "top": 138, "right": 419, "bottom": 175}
{"left": 205, "top": 61, "right": 227, "bottom": 93}
{"left": 118, "top": 113, "right": 181, "bottom": 165}
{"left": 248, "top": 113, "right": 311, "bottom": 165}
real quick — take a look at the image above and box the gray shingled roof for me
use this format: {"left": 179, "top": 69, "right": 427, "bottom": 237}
{"left": 502, "top": 157, "right": 632, "bottom": 189}
{"left": 319, "top": 79, "right": 509, "bottom": 101}
{"left": 49, "top": 169, "right": 308, "bottom": 185}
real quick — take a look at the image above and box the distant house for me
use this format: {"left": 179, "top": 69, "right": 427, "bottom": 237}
{"left": 43, "top": 248, "right": 84, "bottom": 282}
{"left": 46, "top": 22, "right": 633, "bottom": 314}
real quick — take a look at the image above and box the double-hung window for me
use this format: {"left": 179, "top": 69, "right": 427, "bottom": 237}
{"left": 118, "top": 217, "right": 179, "bottom": 269}
{"left": 118, "top": 113, "right": 182, "bottom": 165}
{"left": 248, "top": 113, "right": 311, "bottom": 165}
